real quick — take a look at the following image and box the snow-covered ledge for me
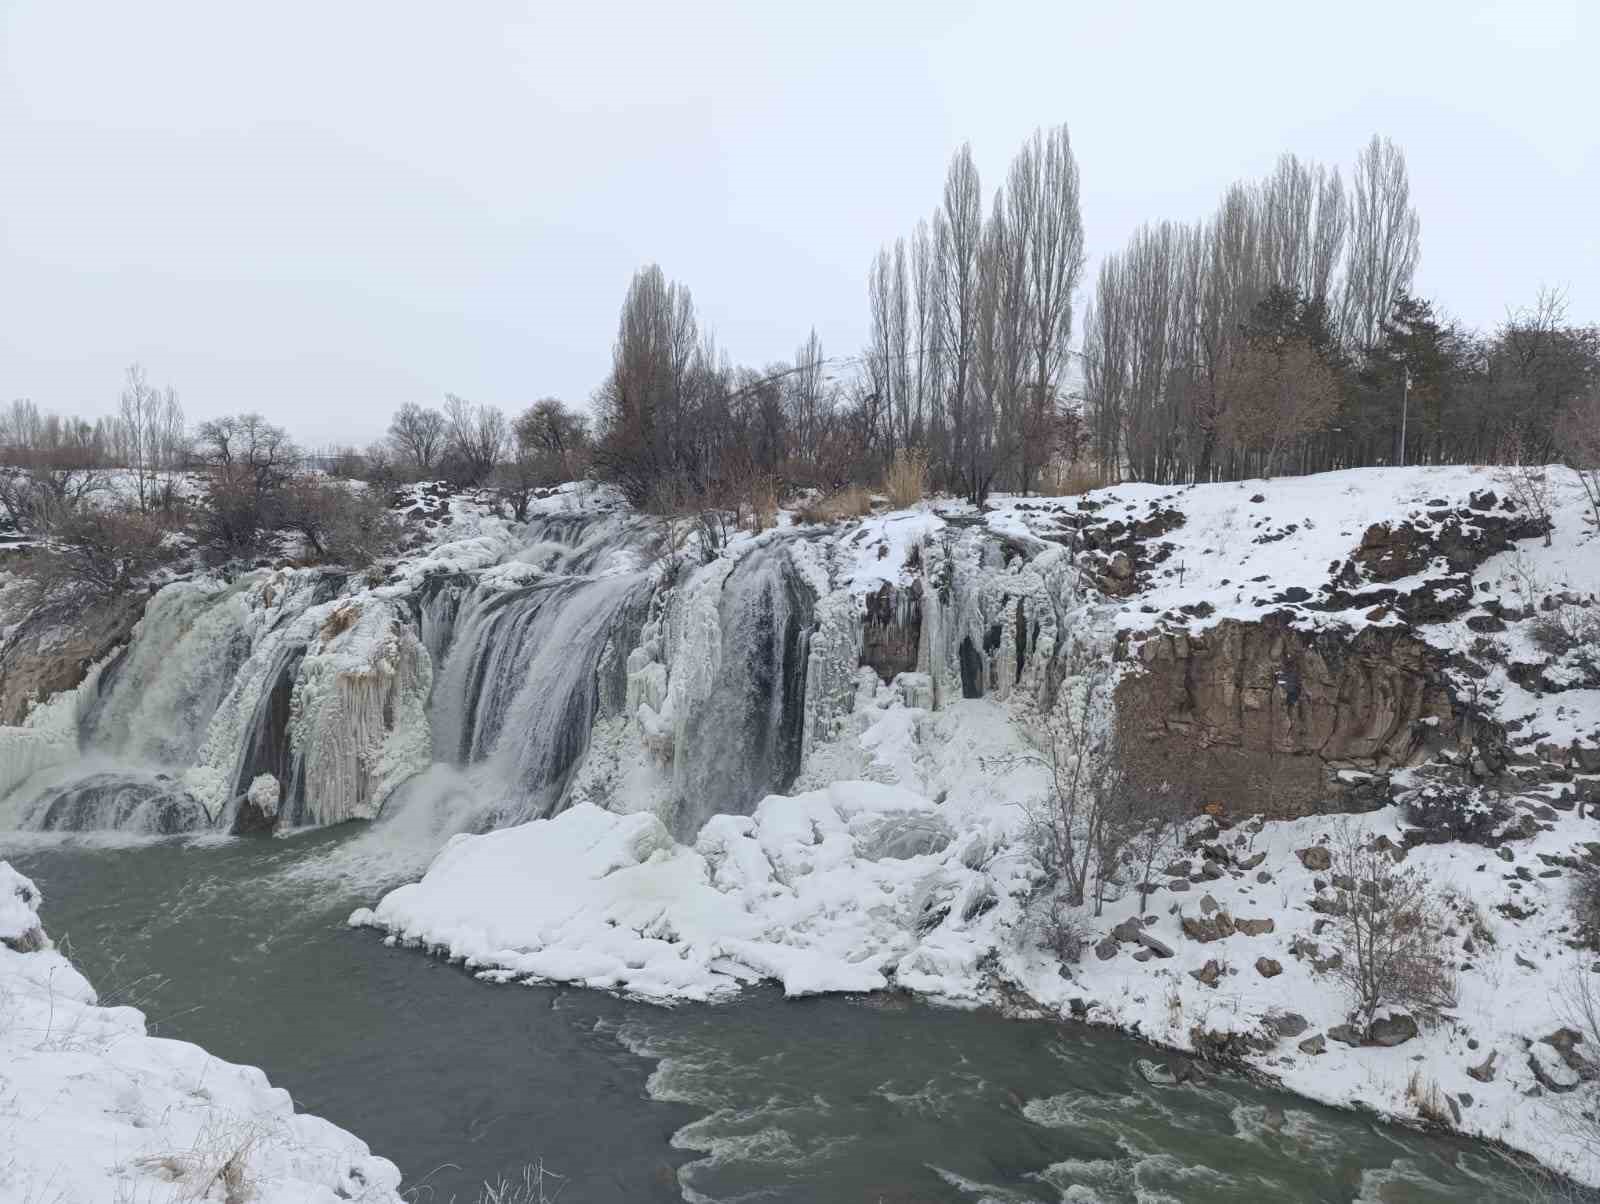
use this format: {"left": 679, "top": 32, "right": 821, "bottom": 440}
{"left": 0, "top": 862, "right": 403, "bottom": 1203}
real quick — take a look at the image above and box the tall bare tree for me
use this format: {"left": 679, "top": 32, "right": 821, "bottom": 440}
{"left": 1009, "top": 124, "right": 1087, "bottom": 493}
{"left": 442, "top": 394, "right": 507, "bottom": 486}
{"left": 937, "top": 144, "right": 985, "bottom": 501}
{"left": 1343, "top": 135, "right": 1420, "bottom": 352}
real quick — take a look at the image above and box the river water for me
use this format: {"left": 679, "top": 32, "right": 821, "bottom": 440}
{"left": 5, "top": 829, "right": 1554, "bottom": 1203}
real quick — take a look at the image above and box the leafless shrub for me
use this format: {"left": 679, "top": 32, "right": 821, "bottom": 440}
{"left": 987, "top": 657, "right": 1134, "bottom": 917}
{"left": 1497, "top": 429, "right": 1555, "bottom": 547}
{"left": 1328, "top": 820, "right": 1457, "bottom": 1026}
{"left": 1024, "top": 890, "right": 1089, "bottom": 964}
{"left": 280, "top": 477, "right": 401, "bottom": 568}
{"left": 13, "top": 504, "right": 178, "bottom": 605}
{"left": 1529, "top": 604, "right": 1600, "bottom": 671}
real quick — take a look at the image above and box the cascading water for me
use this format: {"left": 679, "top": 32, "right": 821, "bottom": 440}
{"left": 0, "top": 494, "right": 1027, "bottom": 848}
{"left": 669, "top": 539, "right": 816, "bottom": 837}
{"left": 428, "top": 573, "right": 649, "bottom": 827}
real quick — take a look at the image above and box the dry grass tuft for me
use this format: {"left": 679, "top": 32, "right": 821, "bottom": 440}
{"left": 882, "top": 450, "right": 927, "bottom": 509}
{"left": 744, "top": 477, "right": 779, "bottom": 532}
{"left": 795, "top": 485, "right": 873, "bottom": 526}
{"left": 1039, "top": 458, "right": 1101, "bottom": 497}
{"left": 320, "top": 603, "right": 361, "bottom": 643}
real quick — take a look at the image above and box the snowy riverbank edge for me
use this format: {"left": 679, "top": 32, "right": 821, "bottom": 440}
{"left": 0, "top": 861, "right": 404, "bottom": 1204}
{"left": 350, "top": 763, "right": 1600, "bottom": 1192}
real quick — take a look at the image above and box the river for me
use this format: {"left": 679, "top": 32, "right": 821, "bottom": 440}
{"left": 5, "top": 828, "right": 1554, "bottom": 1203}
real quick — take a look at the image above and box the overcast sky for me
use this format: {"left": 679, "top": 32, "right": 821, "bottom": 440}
{"left": 2, "top": 0, "right": 1594, "bottom": 446}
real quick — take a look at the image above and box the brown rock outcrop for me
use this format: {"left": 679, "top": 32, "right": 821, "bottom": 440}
{"left": 0, "top": 590, "right": 151, "bottom": 725}
{"left": 1116, "top": 615, "right": 1502, "bottom": 817}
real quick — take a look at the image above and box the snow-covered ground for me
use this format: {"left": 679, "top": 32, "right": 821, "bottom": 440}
{"left": 0, "top": 861, "right": 403, "bottom": 1204}
{"left": 354, "top": 464, "right": 1600, "bottom": 1187}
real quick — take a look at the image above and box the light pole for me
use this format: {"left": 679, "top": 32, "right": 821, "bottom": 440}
{"left": 1398, "top": 367, "right": 1410, "bottom": 467}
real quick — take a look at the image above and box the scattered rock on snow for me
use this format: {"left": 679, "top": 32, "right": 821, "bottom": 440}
{"left": 1367, "top": 1012, "right": 1419, "bottom": 1047}
{"left": 1298, "top": 846, "right": 1332, "bottom": 871}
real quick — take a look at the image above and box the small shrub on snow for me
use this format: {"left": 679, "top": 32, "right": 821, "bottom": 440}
{"left": 1327, "top": 821, "right": 1457, "bottom": 1028}
{"left": 13, "top": 503, "right": 179, "bottom": 605}
{"left": 1021, "top": 889, "right": 1089, "bottom": 964}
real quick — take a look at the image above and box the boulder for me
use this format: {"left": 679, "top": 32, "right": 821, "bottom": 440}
{"left": 1298, "top": 847, "right": 1332, "bottom": 871}
{"left": 1529, "top": 1044, "right": 1581, "bottom": 1094}
{"left": 1094, "top": 937, "right": 1119, "bottom": 961}
{"left": 1134, "top": 930, "right": 1175, "bottom": 959}
{"left": 1111, "top": 917, "right": 1144, "bottom": 943}
{"left": 1255, "top": 957, "right": 1282, "bottom": 978}
{"left": 1269, "top": 1012, "right": 1310, "bottom": 1038}
{"left": 1189, "top": 959, "right": 1223, "bottom": 988}
{"left": 1368, "top": 1012, "right": 1419, "bottom": 1047}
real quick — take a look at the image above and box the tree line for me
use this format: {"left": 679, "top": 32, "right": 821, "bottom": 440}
{"left": 590, "top": 129, "right": 1597, "bottom": 505}
{"left": 1082, "top": 138, "right": 1599, "bottom": 483}
{"left": 592, "top": 125, "right": 1089, "bottom": 507}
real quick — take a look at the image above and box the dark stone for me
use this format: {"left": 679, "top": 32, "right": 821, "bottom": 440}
{"left": 1298, "top": 847, "right": 1332, "bottom": 871}
{"left": 1255, "top": 957, "right": 1282, "bottom": 978}
{"left": 1368, "top": 1012, "right": 1419, "bottom": 1046}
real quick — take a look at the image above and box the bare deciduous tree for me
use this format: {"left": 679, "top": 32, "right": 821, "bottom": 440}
{"left": 387, "top": 402, "right": 448, "bottom": 478}
{"left": 1342, "top": 134, "right": 1421, "bottom": 352}
{"left": 1497, "top": 428, "right": 1556, "bottom": 547}
{"left": 442, "top": 394, "right": 507, "bottom": 486}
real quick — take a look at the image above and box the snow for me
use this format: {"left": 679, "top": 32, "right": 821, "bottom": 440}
{"left": 0, "top": 861, "right": 403, "bottom": 1204}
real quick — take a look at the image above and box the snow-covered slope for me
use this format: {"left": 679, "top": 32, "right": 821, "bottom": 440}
{"left": 353, "top": 464, "right": 1600, "bottom": 1187}
{"left": 0, "top": 862, "right": 403, "bottom": 1203}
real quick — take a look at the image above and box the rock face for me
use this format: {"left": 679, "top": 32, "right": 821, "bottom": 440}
{"left": 0, "top": 590, "right": 150, "bottom": 725}
{"left": 1117, "top": 616, "right": 1502, "bottom": 817}
{"left": 860, "top": 581, "right": 922, "bottom": 684}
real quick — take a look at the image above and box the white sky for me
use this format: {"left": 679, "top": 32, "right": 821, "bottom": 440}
{"left": 2, "top": 0, "right": 1594, "bottom": 446}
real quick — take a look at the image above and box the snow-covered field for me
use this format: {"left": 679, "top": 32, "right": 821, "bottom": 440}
{"left": 0, "top": 862, "right": 403, "bottom": 1204}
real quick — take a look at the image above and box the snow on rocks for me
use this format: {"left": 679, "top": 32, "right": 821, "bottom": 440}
{"left": 352, "top": 780, "right": 1015, "bottom": 1002}
{"left": 0, "top": 861, "right": 403, "bottom": 1203}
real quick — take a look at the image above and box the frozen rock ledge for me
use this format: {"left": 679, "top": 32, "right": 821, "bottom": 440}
{"left": 0, "top": 861, "right": 403, "bottom": 1204}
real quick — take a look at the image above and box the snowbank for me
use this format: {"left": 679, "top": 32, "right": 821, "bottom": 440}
{"left": 0, "top": 862, "right": 403, "bottom": 1203}
{"left": 353, "top": 777, "right": 1012, "bottom": 1002}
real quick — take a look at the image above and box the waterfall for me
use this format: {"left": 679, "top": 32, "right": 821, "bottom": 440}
{"left": 669, "top": 540, "right": 816, "bottom": 837}
{"left": 429, "top": 572, "right": 650, "bottom": 827}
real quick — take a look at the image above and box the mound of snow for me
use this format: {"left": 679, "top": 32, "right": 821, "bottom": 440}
{"left": 353, "top": 781, "right": 1011, "bottom": 1002}
{"left": 0, "top": 861, "right": 403, "bottom": 1203}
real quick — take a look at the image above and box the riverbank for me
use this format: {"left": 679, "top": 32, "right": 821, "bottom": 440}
{"left": 0, "top": 859, "right": 404, "bottom": 1204}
